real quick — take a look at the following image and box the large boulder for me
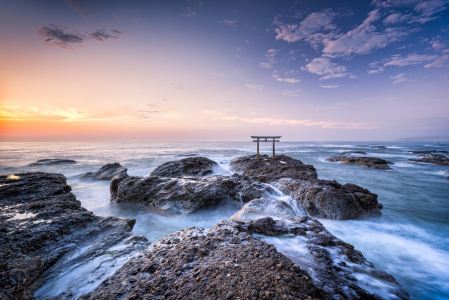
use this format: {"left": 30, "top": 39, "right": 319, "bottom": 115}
{"left": 326, "top": 156, "right": 394, "bottom": 170}
{"left": 29, "top": 159, "right": 77, "bottom": 166}
{"left": 150, "top": 157, "right": 218, "bottom": 177}
{"left": 110, "top": 174, "right": 276, "bottom": 216}
{"left": 230, "top": 154, "right": 317, "bottom": 182}
{"left": 0, "top": 172, "right": 149, "bottom": 300}
{"left": 79, "top": 162, "right": 128, "bottom": 180}
{"left": 229, "top": 198, "right": 296, "bottom": 221}
{"left": 275, "top": 178, "right": 382, "bottom": 219}
{"left": 80, "top": 217, "right": 410, "bottom": 300}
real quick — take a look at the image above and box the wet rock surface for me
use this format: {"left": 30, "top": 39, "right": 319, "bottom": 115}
{"left": 231, "top": 155, "right": 383, "bottom": 220}
{"left": 150, "top": 157, "right": 218, "bottom": 178}
{"left": 81, "top": 217, "right": 410, "bottom": 300}
{"left": 407, "top": 156, "right": 449, "bottom": 166}
{"left": 111, "top": 174, "right": 275, "bottom": 216}
{"left": 230, "top": 198, "right": 296, "bottom": 221}
{"left": 341, "top": 151, "right": 367, "bottom": 155}
{"left": 275, "top": 178, "right": 382, "bottom": 220}
{"left": 79, "top": 162, "right": 128, "bottom": 180}
{"left": 29, "top": 159, "right": 77, "bottom": 166}
{"left": 0, "top": 172, "right": 149, "bottom": 300}
{"left": 370, "top": 146, "right": 387, "bottom": 149}
{"left": 326, "top": 156, "right": 394, "bottom": 170}
{"left": 409, "top": 150, "right": 448, "bottom": 154}
{"left": 230, "top": 154, "right": 317, "bottom": 182}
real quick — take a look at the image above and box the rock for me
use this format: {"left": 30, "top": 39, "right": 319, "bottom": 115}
{"left": 177, "top": 154, "right": 197, "bottom": 157}
{"left": 370, "top": 146, "right": 387, "bottom": 149}
{"left": 340, "top": 151, "right": 367, "bottom": 155}
{"left": 0, "top": 172, "right": 149, "bottom": 300}
{"left": 80, "top": 217, "right": 410, "bottom": 300}
{"left": 326, "top": 156, "right": 394, "bottom": 170}
{"left": 150, "top": 157, "right": 218, "bottom": 177}
{"left": 407, "top": 157, "right": 449, "bottom": 166}
{"left": 418, "top": 154, "right": 447, "bottom": 159}
{"left": 447, "top": 176, "right": 449, "bottom": 180}
{"left": 275, "top": 178, "right": 382, "bottom": 219}
{"left": 229, "top": 198, "right": 296, "bottom": 221}
{"left": 79, "top": 162, "right": 128, "bottom": 180}
{"left": 230, "top": 154, "right": 317, "bottom": 182}
{"left": 110, "top": 174, "right": 276, "bottom": 216}
{"left": 231, "top": 155, "right": 383, "bottom": 220}
{"left": 29, "top": 159, "right": 77, "bottom": 166}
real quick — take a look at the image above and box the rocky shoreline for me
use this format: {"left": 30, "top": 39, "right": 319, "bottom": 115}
{"left": 326, "top": 156, "right": 394, "bottom": 170}
{"left": 1, "top": 154, "right": 411, "bottom": 299}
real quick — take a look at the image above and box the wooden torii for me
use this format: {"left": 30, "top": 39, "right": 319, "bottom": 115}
{"left": 251, "top": 136, "right": 281, "bottom": 158}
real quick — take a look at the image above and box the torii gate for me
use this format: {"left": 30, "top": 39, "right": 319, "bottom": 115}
{"left": 251, "top": 136, "right": 281, "bottom": 158}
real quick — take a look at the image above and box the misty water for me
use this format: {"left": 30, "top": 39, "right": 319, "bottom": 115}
{"left": 1, "top": 141, "right": 448, "bottom": 299}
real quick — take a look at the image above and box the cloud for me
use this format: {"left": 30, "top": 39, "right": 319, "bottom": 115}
{"left": 424, "top": 53, "right": 449, "bottom": 67}
{"left": 429, "top": 36, "right": 446, "bottom": 50}
{"left": 184, "top": 7, "right": 197, "bottom": 17}
{"left": 89, "top": 29, "right": 123, "bottom": 42}
{"left": 373, "top": 0, "right": 449, "bottom": 23}
{"left": 161, "top": 114, "right": 183, "bottom": 119}
{"left": 301, "top": 57, "right": 350, "bottom": 80}
{"left": 390, "top": 73, "right": 407, "bottom": 84}
{"left": 384, "top": 53, "right": 437, "bottom": 66}
{"left": 259, "top": 49, "right": 280, "bottom": 69}
{"left": 64, "top": 0, "right": 99, "bottom": 16}
{"left": 246, "top": 84, "right": 263, "bottom": 90}
{"left": 174, "top": 84, "right": 183, "bottom": 90}
{"left": 240, "top": 117, "right": 377, "bottom": 129}
{"left": 272, "top": 75, "right": 300, "bottom": 83}
{"left": 367, "top": 67, "right": 385, "bottom": 74}
{"left": 274, "top": 9, "right": 339, "bottom": 43}
{"left": 219, "top": 19, "right": 237, "bottom": 26}
{"left": 320, "top": 85, "right": 339, "bottom": 88}
{"left": 281, "top": 90, "right": 301, "bottom": 96}
{"left": 38, "top": 24, "right": 84, "bottom": 49}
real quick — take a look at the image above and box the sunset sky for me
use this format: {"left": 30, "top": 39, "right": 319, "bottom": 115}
{"left": 1, "top": 0, "right": 449, "bottom": 141}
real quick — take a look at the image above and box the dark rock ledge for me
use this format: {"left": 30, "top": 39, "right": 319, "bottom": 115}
{"left": 0, "top": 172, "right": 149, "bottom": 300}
{"left": 407, "top": 154, "right": 449, "bottom": 166}
{"left": 29, "top": 159, "right": 77, "bottom": 166}
{"left": 326, "top": 156, "right": 394, "bottom": 170}
{"left": 231, "top": 155, "right": 382, "bottom": 220}
{"left": 80, "top": 217, "right": 410, "bottom": 300}
{"left": 150, "top": 157, "right": 218, "bottom": 178}
{"left": 79, "top": 162, "right": 128, "bottom": 180}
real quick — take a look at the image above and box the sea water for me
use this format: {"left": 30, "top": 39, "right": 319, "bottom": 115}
{"left": 1, "top": 141, "right": 448, "bottom": 299}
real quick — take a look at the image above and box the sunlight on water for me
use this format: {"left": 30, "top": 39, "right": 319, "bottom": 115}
{"left": 1, "top": 141, "right": 448, "bottom": 299}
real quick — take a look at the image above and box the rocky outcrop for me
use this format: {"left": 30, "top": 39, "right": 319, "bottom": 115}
{"left": 409, "top": 150, "right": 448, "bottom": 154}
{"left": 230, "top": 198, "right": 296, "bottom": 221}
{"left": 0, "top": 172, "right": 149, "bottom": 300}
{"left": 407, "top": 156, "right": 449, "bottom": 166}
{"left": 150, "top": 157, "right": 218, "bottom": 177}
{"left": 80, "top": 217, "right": 410, "bottom": 300}
{"left": 341, "top": 151, "right": 367, "bottom": 155}
{"left": 79, "top": 162, "right": 128, "bottom": 180}
{"left": 29, "top": 159, "right": 77, "bottom": 166}
{"left": 370, "top": 146, "right": 387, "bottom": 149}
{"left": 326, "top": 156, "right": 394, "bottom": 170}
{"left": 230, "top": 154, "right": 317, "bottom": 182}
{"left": 110, "top": 174, "right": 276, "bottom": 216}
{"left": 275, "top": 178, "right": 382, "bottom": 219}
{"left": 231, "top": 155, "right": 383, "bottom": 220}
{"left": 418, "top": 154, "right": 447, "bottom": 159}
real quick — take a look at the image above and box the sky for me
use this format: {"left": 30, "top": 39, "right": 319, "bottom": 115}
{"left": 1, "top": 0, "right": 449, "bottom": 142}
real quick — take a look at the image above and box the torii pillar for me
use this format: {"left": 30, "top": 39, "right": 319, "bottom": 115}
{"left": 251, "top": 136, "right": 281, "bottom": 158}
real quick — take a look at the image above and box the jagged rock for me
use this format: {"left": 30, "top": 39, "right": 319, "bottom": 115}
{"left": 275, "top": 178, "right": 382, "bottom": 219}
{"left": 407, "top": 156, "right": 449, "bottom": 166}
{"left": 0, "top": 172, "right": 149, "bottom": 300}
{"left": 326, "top": 156, "right": 394, "bottom": 170}
{"left": 80, "top": 217, "right": 410, "bottom": 300}
{"left": 230, "top": 154, "right": 317, "bottom": 182}
{"left": 418, "top": 154, "right": 447, "bottom": 159}
{"left": 29, "top": 159, "right": 77, "bottom": 166}
{"left": 341, "top": 151, "right": 367, "bottom": 155}
{"left": 110, "top": 174, "right": 276, "bottom": 216}
{"left": 370, "top": 146, "right": 387, "bottom": 149}
{"left": 231, "top": 155, "right": 383, "bottom": 220}
{"left": 409, "top": 150, "right": 448, "bottom": 154}
{"left": 79, "top": 162, "right": 128, "bottom": 180}
{"left": 229, "top": 198, "right": 296, "bottom": 221}
{"left": 150, "top": 157, "right": 218, "bottom": 177}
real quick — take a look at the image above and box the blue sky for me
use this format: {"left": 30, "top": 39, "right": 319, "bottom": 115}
{"left": 1, "top": 0, "right": 448, "bottom": 141}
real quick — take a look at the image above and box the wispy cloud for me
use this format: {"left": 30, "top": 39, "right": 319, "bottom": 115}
{"left": 89, "top": 29, "right": 123, "bottom": 42}
{"left": 390, "top": 73, "right": 408, "bottom": 84}
{"left": 272, "top": 75, "right": 300, "bottom": 83}
{"left": 281, "top": 90, "right": 301, "bottom": 96}
{"left": 219, "top": 19, "right": 237, "bottom": 26}
{"left": 64, "top": 0, "right": 99, "bottom": 16}
{"left": 301, "top": 57, "right": 350, "bottom": 80}
{"left": 246, "top": 84, "right": 263, "bottom": 90}
{"left": 240, "top": 117, "right": 377, "bottom": 129}
{"left": 320, "top": 85, "right": 339, "bottom": 88}
{"left": 259, "top": 49, "right": 281, "bottom": 69}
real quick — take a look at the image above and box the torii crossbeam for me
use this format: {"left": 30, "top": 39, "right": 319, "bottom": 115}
{"left": 251, "top": 136, "right": 281, "bottom": 158}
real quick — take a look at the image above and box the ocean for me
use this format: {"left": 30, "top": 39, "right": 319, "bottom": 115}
{"left": 1, "top": 141, "right": 448, "bottom": 299}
